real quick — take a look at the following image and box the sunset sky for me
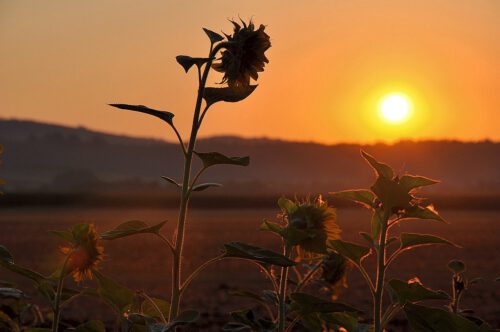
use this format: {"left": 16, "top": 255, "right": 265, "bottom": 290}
{"left": 1, "top": 0, "right": 499, "bottom": 144}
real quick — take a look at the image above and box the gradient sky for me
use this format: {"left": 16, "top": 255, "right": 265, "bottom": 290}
{"left": 1, "top": 1, "right": 499, "bottom": 144}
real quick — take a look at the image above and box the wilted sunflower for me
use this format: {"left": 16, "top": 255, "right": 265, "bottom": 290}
{"left": 284, "top": 196, "right": 341, "bottom": 260}
{"left": 60, "top": 224, "right": 104, "bottom": 283}
{"left": 212, "top": 19, "right": 271, "bottom": 88}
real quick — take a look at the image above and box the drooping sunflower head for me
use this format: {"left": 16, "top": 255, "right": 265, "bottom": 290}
{"left": 321, "top": 251, "right": 348, "bottom": 287}
{"left": 212, "top": 19, "right": 271, "bottom": 88}
{"left": 281, "top": 196, "right": 341, "bottom": 260}
{"left": 59, "top": 224, "right": 104, "bottom": 283}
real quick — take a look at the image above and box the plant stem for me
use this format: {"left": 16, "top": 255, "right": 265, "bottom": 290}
{"left": 278, "top": 245, "right": 292, "bottom": 332}
{"left": 168, "top": 45, "right": 221, "bottom": 321}
{"left": 52, "top": 258, "right": 70, "bottom": 332}
{"left": 295, "top": 260, "right": 322, "bottom": 292}
{"left": 373, "top": 209, "right": 390, "bottom": 332}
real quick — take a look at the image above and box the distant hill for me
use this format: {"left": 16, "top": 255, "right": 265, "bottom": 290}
{"left": 1, "top": 119, "right": 499, "bottom": 195}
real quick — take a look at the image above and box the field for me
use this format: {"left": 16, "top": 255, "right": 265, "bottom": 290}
{"left": 1, "top": 207, "right": 499, "bottom": 331}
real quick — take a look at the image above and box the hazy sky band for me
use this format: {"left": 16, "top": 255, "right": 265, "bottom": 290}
{"left": 1, "top": 0, "right": 498, "bottom": 143}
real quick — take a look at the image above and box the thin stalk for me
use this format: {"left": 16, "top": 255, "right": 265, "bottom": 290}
{"left": 358, "top": 263, "right": 375, "bottom": 295}
{"left": 285, "top": 315, "right": 301, "bottom": 332}
{"left": 168, "top": 46, "right": 217, "bottom": 321}
{"left": 180, "top": 255, "right": 224, "bottom": 295}
{"left": 373, "top": 210, "right": 390, "bottom": 332}
{"left": 278, "top": 245, "right": 292, "bottom": 332}
{"left": 381, "top": 303, "right": 401, "bottom": 329}
{"left": 157, "top": 233, "right": 175, "bottom": 255}
{"left": 52, "top": 257, "right": 70, "bottom": 332}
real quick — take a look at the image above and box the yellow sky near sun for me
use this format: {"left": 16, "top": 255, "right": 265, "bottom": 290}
{"left": 0, "top": 0, "right": 499, "bottom": 144}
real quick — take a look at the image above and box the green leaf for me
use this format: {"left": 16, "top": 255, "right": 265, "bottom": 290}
{"left": 399, "top": 175, "right": 439, "bottom": 191}
{"left": 330, "top": 190, "right": 375, "bottom": 208}
{"left": 142, "top": 297, "right": 170, "bottom": 321}
{"left": 361, "top": 151, "right": 394, "bottom": 179}
{"left": 259, "top": 220, "right": 286, "bottom": 238}
{"left": 277, "top": 197, "right": 298, "bottom": 215}
{"left": 223, "top": 242, "right": 295, "bottom": 267}
{"left": 290, "top": 292, "right": 360, "bottom": 315}
{"left": 400, "top": 233, "right": 459, "bottom": 252}
{"left": 191, "top": 182, "right": 222, "bottom": 192}
{"left": 402, "top": 205, "right": 446, "bottom": 223}
{"left": 0, "top": 287, "right": 28, "bottom": 299}
{"left": 328, "top": 240, "right": 371, "bottom": 264}
{"left": 371, "top": 211, "right": 382, "bottom": 241}
{"left": 359, "top": 232, "right": 374, "bottom": 245}
{"left": 448, "top": 260, "right": 466, "bottom": 274}
{"left": 150, "top": 310, "right": 199, "bottom": 331}
{"left": 0, "top": 260, "right": 46, "bottom": 284}
{"left": 387, "top": 279, "right": 449, "bottom": 304}
{"left": 194, "top": 151, "right": 249, "bottom": 168}
{"left": 75, "top": 320, "right": 106, "bottom": 332}
{"left": 229, "top": 290, "right": 268, "bottom": 306}
{"left": 100, "top": 220, "right": 166, "bottom": 240}
{"left": 203, "top": 85, "right": 257, "bottom": 107}
{"left": 109, "top": 104, "right": 174, "bottom": 126}
{"left": 0, "top": 245, "right": 13, "bottom": 264}
{"left": 203, "top": 28, "right": 224, "bottom": 43}
{"left": 175, "top": 55, "right": 211, "bottom": 73}
{"left": 49, "top": 230, "right": 75, "bottom": 243}
{"left": 161, "top": 176, "right": 181, "bottom": 188}
{"left": 403, "top": 302, "right": 481, "bottom": 332}
{"left": 94, "top": 271, "right": 135, "bottom": 314}
{"left": 322, "top": 312, "right": 359, "bottom": 332}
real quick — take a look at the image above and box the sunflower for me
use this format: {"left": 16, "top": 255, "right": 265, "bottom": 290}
{"left": 60, "top": 224, "right": 104, "bottom": 283}
{"left": 284, "top": 196, "right": 341, "bottom": 260}
{"left": 212, "top": 19, "right": 271, "bottom": 88}
{"left": 321, "top": 251, "right": 348, "bottom": 287}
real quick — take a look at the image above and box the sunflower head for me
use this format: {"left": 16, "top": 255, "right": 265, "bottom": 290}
{"left": 59, "top": 224, "right": 104, "bottom": 283}
{"left": 212, "top": 19, "right": 271, "bottom": 88}
{"left": 280, "top": 196, "right": 341, "bottom": 260}
{"left": 321, "top": 251, "right": 348, "bottom": 287}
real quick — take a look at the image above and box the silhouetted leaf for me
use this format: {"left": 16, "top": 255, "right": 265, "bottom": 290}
{"left": 194, "top": 151, "right": 249, "bottom": 168}
{"left": 75, "top": 320, "right": 106, "bottom": 332}
{"left": 191, "top": 182, "right": 222, "bottom": 192}
{"left": 0, "top": 287, "right": 28, "bottom": 300}
{"left": 150, "top": 310, "right": 199, "bottom": 331}
{"left": 328, "top": 240, "right": 371, "bottom": 264}
{"left": 277, "top": 197, "right": 298, "bottom": 215}
{"left": 176, "top": 55, "right": 211, "bottom": 73}
{"left": 359, "top": 232, "right": 374, "bottom": 245}
{"left": 322, "top": 312, "right": 359, "bottom": 332}
{"left": 361, "top": 151, "right": 394, "bottom": 179}
{"left": 49, "top": 230, "right": 75, "bottom": 243}
{"left": 109, "top": 104, "right": 174, "bottom": 126}
{"left": 371, "top": 211, "right": 382, "bottom": 241}
{"left": 100, "top": 220, "right": 166, "bottom": 240}
{"left": 400, "top": 233, "right": 459, "bottom": 252}
{"left": 448, "top": 260, "right": 466, "bottom": 274}
{"left": 402, "top": 205, "right": 446, "bottom": 223}
{"left": 371, "top": 176, "right": 412, "bottom": 211}
{"left": 203, "top": 28, "right": 224, "bottom": 43}
{"left": 203, "top": 85, "right": 257, "bottom": 107}
{"left": 142, "top": 297, "right": 170, "bottom": 321}
{"left": 0, "top": 246, "right": 13, "bottom": 265}
{"left": 290, "top": 293, "right": 360, "bottom": 315}
{"left": 403, "top": 303, "right": 481, "bottom": 332}
{"left": 223, "top": 242, "right": 295, "bottom": 267}
{"left": 387, "top": 279, "right": 449, "bottom": 304}
{"left": 330, "top": 190, "right": 375, "bottom": 208}
{"left": 399, "top": 175, "right": 439, "bottom": 191}
{"left": 161, "top": 176, "right": 181, "bottom": 188}
{"left": 260, "top": 220, "right": 286, "bottom": 237}
{"left": 0, "top": 260, "right": 46, "bottom": 284}
{"left": 94, "top": 271, "right": 135, "bottom": 314}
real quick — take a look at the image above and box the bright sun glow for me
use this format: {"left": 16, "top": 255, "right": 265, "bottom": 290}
{"left": 380, "top": 93, "right": 411, "bottom": 123}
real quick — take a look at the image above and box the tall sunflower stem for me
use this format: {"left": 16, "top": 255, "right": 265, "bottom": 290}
{"left": 373, "top": 210, "right": 390, "bottom": 332}
{"left": 168, "top": 46, "right": 218, "bottom": 322}
{"left": 52, "top": 257, "right": 70, "bottom": 332}
{"left": 278, "top": 244, "right": 292, "bottom": 332}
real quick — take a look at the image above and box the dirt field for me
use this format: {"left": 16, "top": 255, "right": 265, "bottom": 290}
{"left": 1, "top": 207, "right": 499, "bottom": 330}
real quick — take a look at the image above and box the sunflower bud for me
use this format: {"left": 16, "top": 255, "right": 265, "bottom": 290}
{"left": 321, "top": 251, "right": 348, "bottom": 287}
{"left": 212, "top": 19, "right": 271, "bottom": 88}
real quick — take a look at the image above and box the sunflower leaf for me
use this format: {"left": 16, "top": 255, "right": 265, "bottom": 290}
{"left": 329, "top": 240, "right": 371, "bottom": 264}
{"left": 0, "top": 246, "right": 13, "bottom": 265}
{"left": 100, "top": 220, "right": 167, "bottom": 240}
{"left": 194, "top": 151, "right": 249, "bottom": 168}
{"left": 176, "top": 55, "right": 211, "bottom": 73}
{"left": 386, "top": 279, "right": 449, "bottom": 304}
{"left": 330, "top": 190, "right": 375, "bottom": 208}
{"left": 203, "top": 85, "right": 257, "bottom": 107}
{"left": 161, "top": 176, "right": 181, "bottom": 188}
{"left": 191, "top": 182, "right": 222, "bottom": 192}
{"left": 402, "top": 205, "right": 446, "bottom": 223}
{"left": 290, "top": 292, "right": 360, "bottom": 315}
{"left": 203, "top": 28, "right": 224, "bottom": 43}
{"left": 361, "top": 151, "right": 394, "bottom": 179}
{"left": 74, "top": 320, "right": 106, "bottom": 332}
{"left": 223, "top": 242, "right": 295, "bottom": 267}
{"left": 399, "top": 175, "right": 439, "bottom": 191}
{"left": 94, "top": 271, "right": 135, "bottom": 314}
{"left": 399, "top": 233, "right": 459, "bottom": 252}
{"left": 109, "top": 104, "right": 174, "bottom": 126}
{"left": 403, "top": 303, "right": 481, "bottom": 332}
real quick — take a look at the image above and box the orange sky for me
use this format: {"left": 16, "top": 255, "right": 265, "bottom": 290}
{"left": 1, "top": 1, "right": 499, "bottom": 144}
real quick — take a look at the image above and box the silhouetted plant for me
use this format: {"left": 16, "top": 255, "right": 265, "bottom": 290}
{"left": 104, "top": 18, "right": 271, "bottom": 329}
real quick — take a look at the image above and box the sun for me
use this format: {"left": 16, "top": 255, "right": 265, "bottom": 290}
{"left": 379, "top": 93, "right": 412, "bottom": 123}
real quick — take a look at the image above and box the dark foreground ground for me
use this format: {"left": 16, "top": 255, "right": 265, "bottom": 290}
{"left": 0, "top": 207, "right": 499, "bottom": 331}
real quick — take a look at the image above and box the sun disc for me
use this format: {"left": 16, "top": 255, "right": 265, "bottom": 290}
{"left": 380, "top": 94, "right": 411, "bottom": 123}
